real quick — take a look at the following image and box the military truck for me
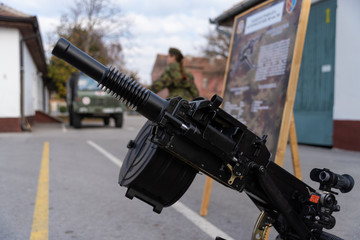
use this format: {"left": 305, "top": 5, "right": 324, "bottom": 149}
{"left": 66, "top": 72, "right": 125, "bottom": 128}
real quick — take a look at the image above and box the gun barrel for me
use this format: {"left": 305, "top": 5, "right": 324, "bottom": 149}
{"left": 52, "top": 38, "right": 167, "bottom": 122}
{"left": 52, "top": 38, "right": 107, "bottom": 81}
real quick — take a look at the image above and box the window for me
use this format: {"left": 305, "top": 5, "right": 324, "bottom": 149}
{"left": 78, "top": 74, "right": 99, "bottom": 90}
{"left": 203, "top": 78, "right": 208, "bottom": 89}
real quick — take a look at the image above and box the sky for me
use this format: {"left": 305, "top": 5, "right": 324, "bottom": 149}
{"left": 7, "top": 0, "right": 240, "bottom": 84}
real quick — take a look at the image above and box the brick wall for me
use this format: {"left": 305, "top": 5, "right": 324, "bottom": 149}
{"left": 333, "top": 120, "right": 360, "bottom": 151}
{"left": 0, "top": 118, "right": 21, "bottom": 132}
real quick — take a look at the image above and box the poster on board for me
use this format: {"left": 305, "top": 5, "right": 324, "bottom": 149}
{"left": 222, "top": 0, "right": 307, "bottom": 161}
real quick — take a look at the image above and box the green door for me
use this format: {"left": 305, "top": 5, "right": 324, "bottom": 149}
{"left": 294, "top": 0, "right": 336, "bottom": 146}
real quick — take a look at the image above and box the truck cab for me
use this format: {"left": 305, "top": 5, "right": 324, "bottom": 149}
{"left": 66, "top": 72, "right": 125, "bottom": 128}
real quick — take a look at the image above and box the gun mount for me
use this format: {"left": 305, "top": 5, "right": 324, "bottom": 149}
{"left": 52, "top": 38, "right": 354, "bottom": 240}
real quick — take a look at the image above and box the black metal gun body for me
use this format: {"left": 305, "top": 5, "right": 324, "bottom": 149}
{"left": 52, "top": 38, "right": 354, "bottom": 240}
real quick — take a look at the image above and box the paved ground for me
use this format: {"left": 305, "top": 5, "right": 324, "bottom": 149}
{"left": 0, "top": 115, "right": 359, "bottom": 240}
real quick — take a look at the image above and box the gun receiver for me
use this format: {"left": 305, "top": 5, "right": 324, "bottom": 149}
{"left": 52, "top": 38, "right": 354, "bottom": 240}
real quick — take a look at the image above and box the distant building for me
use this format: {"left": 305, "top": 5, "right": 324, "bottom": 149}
{"left": 211, "top": 0, "right": 360, "bottom": 152}
{"left": 0, "top": 3, "right": 50, "bottom": 132}
{"left": 151, "top": 54, "right": 227, "bottom": 100}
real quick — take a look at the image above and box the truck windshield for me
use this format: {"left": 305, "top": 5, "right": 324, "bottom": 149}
{"left": 77, "top": 75, "right": 99, "bottom": 90}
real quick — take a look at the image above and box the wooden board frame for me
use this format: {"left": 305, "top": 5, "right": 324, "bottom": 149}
{"left": 200, "top": 0, "right": 310, "bottom": 216}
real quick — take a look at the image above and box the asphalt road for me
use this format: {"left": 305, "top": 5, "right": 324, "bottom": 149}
{"left": 0, "top": 115, "right": 359, "bottom": 240}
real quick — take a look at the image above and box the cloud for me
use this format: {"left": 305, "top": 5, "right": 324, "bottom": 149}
{"left": 122, "top": 10, "right": 215, "bottom": 84}
{"left": 9, "top": 0, "right": 73, "bottom": 17}
{"left": 119, "top": 0, "right": 240, "bottom": 19}
{"left": 7, "top": 0, "right": 240, "bottom": 84}
{"left": 37, "top": 16, "right": 58, "bottom": 34}
{"left": 119, "top": 0, "right": 243, "bottom": 84}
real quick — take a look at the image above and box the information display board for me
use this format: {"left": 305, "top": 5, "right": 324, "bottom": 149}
{"left": 200, "top": 0, "right": 310, "bottom": 217}
{"left": 222, "top": 0, "right": 310, "bottom": 161}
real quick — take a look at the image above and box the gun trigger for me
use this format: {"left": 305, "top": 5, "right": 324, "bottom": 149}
{"left": 226, "top": 164, "right": 243, "bottom": 185}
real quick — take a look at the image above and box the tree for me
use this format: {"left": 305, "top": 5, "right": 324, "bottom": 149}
{"left": 201, "top": 28, "right": 231, "bottom": 60}
{"left": 47, "top": 0, "right": 131, "bottom": 98}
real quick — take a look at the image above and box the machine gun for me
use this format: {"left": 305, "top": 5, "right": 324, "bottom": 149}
{"left": 52, "top": 38, "right": 354, "bottom": 240}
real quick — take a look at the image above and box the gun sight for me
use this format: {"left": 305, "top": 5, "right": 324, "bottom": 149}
{"left": 310, "top": 168, "right": 354, "bottom": 193}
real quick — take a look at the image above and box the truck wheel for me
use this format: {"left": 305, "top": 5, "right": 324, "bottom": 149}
{"left": 72, "top": 113, "right": 82, "bottom": 128}
{"left": 114, "top": 114, "right": 123, "bottom": 128}
{"left": 103, "top": 117, "right": 110, "bottom": 126}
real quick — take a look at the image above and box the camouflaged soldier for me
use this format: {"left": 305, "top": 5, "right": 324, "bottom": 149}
{"left": 150, "top": 48, "right": 199, "bottom": 101}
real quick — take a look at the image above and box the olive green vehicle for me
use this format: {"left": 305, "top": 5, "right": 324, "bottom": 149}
{"left": 66, "top": 72, "right": 125, "bottom": 128}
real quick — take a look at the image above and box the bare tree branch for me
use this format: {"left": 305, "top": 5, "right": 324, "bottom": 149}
{"left": 201, "top": 28, "right": 231, "bottom": 60}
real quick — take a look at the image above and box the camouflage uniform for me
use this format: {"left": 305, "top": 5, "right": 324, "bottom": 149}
{"left": 150, "top": 62, "right": 199, "bottom": 101}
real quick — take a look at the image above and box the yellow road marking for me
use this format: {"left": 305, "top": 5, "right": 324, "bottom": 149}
{"left": 30, "top": 142, "right": 49, "bottom": 240}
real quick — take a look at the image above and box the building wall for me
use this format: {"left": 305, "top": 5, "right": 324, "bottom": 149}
{"left": 334, "top": 0, "right": 360, "bottom": 120}
{"left": 23, "top": 38, "right": 42, "bottom": 116}
{"left": 333, "top": 0, "right": 360, "bottom": 151}
{"left": 0, "top": 27, "right": 42, "bottom": 117}
{"left": 0, "top": 27, "right": 47, "bottom": 132}
{"left": 0, "top": 27, "right": 20, "bottom": 118}
{"left": 188, "top": 68, "right": 203, "bottom": 97}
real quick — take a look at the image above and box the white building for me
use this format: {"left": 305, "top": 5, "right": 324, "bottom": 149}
{"left": 0, "top": 3, "right": 49, "bottom": 132}
{"left": 211, "top": 0, "right": 360, "bottom": 152}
